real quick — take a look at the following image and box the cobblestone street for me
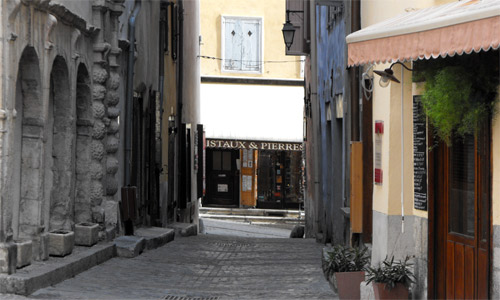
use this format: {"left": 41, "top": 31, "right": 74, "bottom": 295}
{"left": 16, "top": 234, "right": 333, "bottom": 299}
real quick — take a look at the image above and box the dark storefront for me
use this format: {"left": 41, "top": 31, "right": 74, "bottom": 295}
{"left": 203, "top": 139, "right": 304, "bottom": 209}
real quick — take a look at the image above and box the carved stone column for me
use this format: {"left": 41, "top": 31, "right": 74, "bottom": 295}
{"left": 104, "top": 2, "right": 124, "bottom": 227}
{"left": 91, "top": 2, "right": 109, "bottom": 227}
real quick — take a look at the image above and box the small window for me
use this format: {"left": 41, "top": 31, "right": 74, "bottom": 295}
{"left": 222, "top": 16, "right": 262, "bottom": 73}
{"left": 213, "top": 151, "right": 222, "bottom": 170}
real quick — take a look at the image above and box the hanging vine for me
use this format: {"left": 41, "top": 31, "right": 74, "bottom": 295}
{"left": 415, "top": 51, "right": 499, "bottom": 145}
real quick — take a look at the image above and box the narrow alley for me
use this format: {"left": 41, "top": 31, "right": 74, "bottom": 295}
{"left": 21, "top": 233, "right": 332, "bottom": 300}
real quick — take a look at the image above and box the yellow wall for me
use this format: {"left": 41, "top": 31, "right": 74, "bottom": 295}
{"left": 367, "top": 0, "right": 460, "bottom": 217}
{"left": 200, "top": 0, "right": 302, "bottom": 79}
{"left": 369, "top": 0, "right": 490, "bottom": 219}
{"left": 372, "top": 63, "right": 416, "bottom": 217}
{"left": 161, "top": 2, "right": 178, "bottom": 183}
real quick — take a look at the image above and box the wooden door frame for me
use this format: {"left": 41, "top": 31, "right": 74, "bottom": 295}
{"left": 428, "top": 125, "right": 492, "bottom": 298}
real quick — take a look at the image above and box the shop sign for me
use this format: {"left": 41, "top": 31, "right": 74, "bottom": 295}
{"left": 206, "top": 139, "right": 303, "bottom": 151}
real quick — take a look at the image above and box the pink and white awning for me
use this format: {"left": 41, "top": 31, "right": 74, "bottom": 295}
{"left": 347, "top": 0, "right": 500, "bottom": 66}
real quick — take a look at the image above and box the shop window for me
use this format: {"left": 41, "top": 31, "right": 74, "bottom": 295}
{"left": 222, "top": 16, "right": 262, "bottom": 73}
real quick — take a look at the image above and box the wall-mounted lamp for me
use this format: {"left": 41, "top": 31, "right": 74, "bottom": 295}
{"left": 373, "top": 61, "right": 413, "bottom": 88}
{"left": 282, "top": 10, "right": 303, "bottom": 50}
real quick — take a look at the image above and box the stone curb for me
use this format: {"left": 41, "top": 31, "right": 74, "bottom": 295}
{"left": 135, "top": 227, "right": 175, "bottom": 250}
{"left": 0, "top": 242, "right": 115, "bottom": 295}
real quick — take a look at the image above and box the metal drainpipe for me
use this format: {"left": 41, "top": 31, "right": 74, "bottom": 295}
{"left": 159, "top": 1, "right": 166, "bottom": 174}
{"left": 309, "top": 0, "right": 322, "bottom": 238}
{"left": 125, "top": 0, "right": 142, "bottom": 187}
{"left": 176, "top": 0, "right": 184, "bottom": 221}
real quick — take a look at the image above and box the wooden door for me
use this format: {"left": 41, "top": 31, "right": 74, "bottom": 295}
{"left": 240, "top": 149, "right": 257, "bottom": 207}
{"left": 433, "top": 126, "right": 490, "bottom": 299}
{"left": 205, "top": 149, "right": 239, "bottom": 207}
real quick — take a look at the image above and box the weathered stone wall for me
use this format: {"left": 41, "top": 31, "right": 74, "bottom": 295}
{"left": 0, "top": 0, "right": 125, "bottom": 272}
{"left": 370, "top": 212, "right": 428, "bottom": 299}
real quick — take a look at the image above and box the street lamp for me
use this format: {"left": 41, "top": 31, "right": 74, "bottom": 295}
{"left": 281, "top": 10, "right": 303, "bottom": 50}
{"left": 373, "top": 61, "right": 413, "bottom": 87}
{"left": 282, "top": 20, "right": 295, "bottom": 50}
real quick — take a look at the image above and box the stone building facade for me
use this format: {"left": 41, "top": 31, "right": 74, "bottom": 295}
{"left": 0, "top": 0, "right": 130, "bottom": 273}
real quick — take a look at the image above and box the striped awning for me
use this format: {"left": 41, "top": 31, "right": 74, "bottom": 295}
{"left": 346, "top": 0, "right": 500, "bottom": 66}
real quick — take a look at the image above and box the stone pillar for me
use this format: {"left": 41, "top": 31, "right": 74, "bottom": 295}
{"left": 104, "top": 2, "right": 124, "bottom": 228}
{"left": 91, "top": 2, "right": 109, "bottom": 228}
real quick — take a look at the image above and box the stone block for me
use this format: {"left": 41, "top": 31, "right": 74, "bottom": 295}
{"left": 0, "top": 242, "right": 17, "bottom": 274}
{"left": 15, "top": 240, "right": 32, "bottom": 269}
{"left": 75, "top": 223, "right": 99, "bottom": 246}
{"left": 135, "top": 227, "right": 175, "bottom": 250}
{"left": 105, "top": 226, "right": 116, "bottom": 241}
{"left": 48, "top": 230, "right": 74, "bottom": 257}
{"left": 289, "top": 225, "right": 305, "bottom": 238}
{"left": 167, "top": 222, "right": 198, "bottom": 237}
{"left": 32, "top": 232, "right": 49, "bottom": 261}
{"left": 114, "top": 236, "right": 145, "bottom": 258}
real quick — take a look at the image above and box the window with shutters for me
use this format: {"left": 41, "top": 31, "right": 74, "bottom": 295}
{"left": 221, "top": 16, "right": 263, "bottom": 73}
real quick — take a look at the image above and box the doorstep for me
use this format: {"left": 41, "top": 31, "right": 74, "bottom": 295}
{"left": 0, "top": 242, "right": 115, "bottom": 296}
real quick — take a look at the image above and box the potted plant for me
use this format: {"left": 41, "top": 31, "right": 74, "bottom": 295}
{"left": 366, "top": 256, "right": 415, "bottom": 300}
{"left": 324, "top": 245, "right": 370, "bottom": 299}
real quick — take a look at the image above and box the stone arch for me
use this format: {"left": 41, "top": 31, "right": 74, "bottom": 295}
{"left": 48, "top": 55, "right": 74, "bottom": 231}
{"left": 74, "top": 64, "right": 93, "bottom": 223}
{"left": 13, "top": 46, "right": 44, "bottom": 241}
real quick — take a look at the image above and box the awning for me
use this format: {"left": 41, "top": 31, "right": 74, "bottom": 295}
{"left": 347, "top": 0, "right": 500, "bottom": 66}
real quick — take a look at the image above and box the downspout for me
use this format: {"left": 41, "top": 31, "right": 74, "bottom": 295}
{"left": 310, "top": 0, "right": 322, "bottom": 238}
{"left": 125, "top": 0, "right": 141, "bottom": 186}
{"left": 176, "top": 0, "right": 184, "bottom": 219}
{"left": 159, "top": 2, "right": 166, "bottom": 167}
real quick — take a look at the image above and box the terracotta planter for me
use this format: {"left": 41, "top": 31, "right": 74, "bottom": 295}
{"left": 335, "top": 271, "right": 365, "bottom": 299}
{"left": 75, "top": 222, "right": 99, "bottom": 246}
{"left": 48, "top": 230, "right": 74, "bottom": 257}
{"left": 373, "top": 282, "right": 409, "bottom": 300}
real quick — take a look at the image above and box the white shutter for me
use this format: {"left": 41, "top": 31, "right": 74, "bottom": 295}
{"left": 241, "top": 19, "right": 261, "bottom": 71}
{"left": 222, "top": 16, "right": 262, "bottom": 73}
{"left": 224, "top": 18, "right": 242, "bottom": 71}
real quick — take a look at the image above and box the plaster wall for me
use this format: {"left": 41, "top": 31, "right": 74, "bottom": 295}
{"left": 200, "top": 0, "right": 302, "bottom": 79}
{"left": 183, "top": 0, "right": 201, "bottom": 223}
{"left": 372, "top": 64, "right": 415, "bottom": 217}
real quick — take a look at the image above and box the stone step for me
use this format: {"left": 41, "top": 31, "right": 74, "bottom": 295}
{"left": 166, "top": 222, "right": 198, "bottom": 237}
{"left": 115, "top": 227, "right": 176, "bottom": 258}
{"left": 0, "top": 242, "right": 115, "bottom": 296}
{"left": 199, "top": 213, "right": 305, "bottom": 224}
{"left": 200, "top": 207, "right": 303, "bottom": 218}
{"left": 134, "top": 227, "right": 175, "bottom": 250}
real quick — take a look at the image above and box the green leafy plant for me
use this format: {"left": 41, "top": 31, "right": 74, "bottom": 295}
{"left": 324, "top": 245, "right": 370, "bottom": 280}
{"left": 365, "top": 256, "right": 416, "bottom": 290}
{"left": 416, "top": 52, "right": 499, "bottom": 145}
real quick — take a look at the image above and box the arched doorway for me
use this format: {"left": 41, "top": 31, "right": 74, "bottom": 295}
{"left": 13, "top": 47, "right": 44, "bottom": 241}
{"left": 48, "top": 56, "right": 74, "bottom": 231}
{"left": 74, "top": 64, "right": 92, "bottom": 224}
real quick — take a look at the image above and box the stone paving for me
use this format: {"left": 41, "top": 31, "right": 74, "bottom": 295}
{"left": 21, "top": 234, "right": 333, "bottom": 299}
